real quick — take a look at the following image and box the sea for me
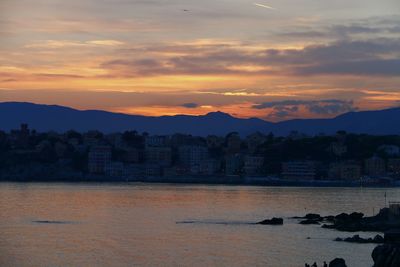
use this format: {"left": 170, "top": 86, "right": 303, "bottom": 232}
{"left": 1, "top": 183, "right": 398, "bottom": 267}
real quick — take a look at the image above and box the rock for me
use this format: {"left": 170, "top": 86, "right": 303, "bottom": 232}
{"left": 300, "top": 219, "right": 320, "bottom": 225}
{"left": 349, "top": 212, "right": 364, "bottom": 220}
{"left": 372, "top": 244, "right": 400, "bottom": 267}
{"left": 334, "top": 213, "right": 350, "bottom": 221}
{"left": 329, "top": 258, "right": 347, "bottom": 267}
{"left": 335, "top": 234, "right": 384, "bottom": 244}
{"left": 305, "top": 213, "right": 322, "bottom": 220}
{"left": 322, "top": 224, "right": 335, "bottom": 229}
{"left": 373, "top": 234, "right": 384, "bottom": 243}
{"left": 300, "top": 207, "right": 400, "bottom": 232}
{"left": 324, "top": 215, "right": 335, "bottom": 222}
{"left": 257, "top": 217, "right": 283, "bottom": 225}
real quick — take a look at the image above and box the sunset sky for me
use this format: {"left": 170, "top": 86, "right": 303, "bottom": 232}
{"left": 0, "top": 0, "right": 399, "bottom": 121}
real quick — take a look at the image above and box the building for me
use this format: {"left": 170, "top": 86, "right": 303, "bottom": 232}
{"left": 88, "top": 146, "right": 112, "bottom": 174}
{"left": 225, "top": 154, "right": 243, "bottom": 175}
{"left": 282, "top": 161, "right": 316, "bottom": 180}
{"left": 144, "top": 163, "right": 162, "bottom": 177}
{"left": 145, "top": 135, "right": 169, "bottom": 147}
{"left": 329, "top": 142, "right": 347, "bottom": 157}
{"left": 145, "top": 146, "right": 172, "bottom": 166}
{"left": 365, "top": 156, "right": 386, "bottom": 177}
{"left": 388, "top": 158, "right": 400, "bottom": 178}
{"left": 244, "top": 156, "right": 264, "bottom": 176}
{"left": 379, "top": 145, "right": 400, "bottom": 157}
{"left": 105, "top": 161, "right": 124, "bottom": 177}
{"left": 328, "top": 162, "right": 361, "bottom": 180}
{"left": 124, "top": 164, "right": 145, "bottom": 180}
{"left": 123, "top": 148, "right": 142, "bottom": 163}
{"left": 178, "top": 146, "right": 208, "bottom": 168}
{"left": 199, "top": 159, "right": 221, "bottom": 175}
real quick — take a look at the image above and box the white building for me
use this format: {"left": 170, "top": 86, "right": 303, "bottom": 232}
{"left": 282, "top": 161, "right": 316, "bottom": 180}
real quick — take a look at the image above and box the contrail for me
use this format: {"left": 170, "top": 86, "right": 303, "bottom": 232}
{"left": 254, "top": 3, "right": 276, "bottom": 10}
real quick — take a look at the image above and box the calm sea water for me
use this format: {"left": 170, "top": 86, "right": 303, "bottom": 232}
{"left": 1, "top": 183, "right": 399, "bottom": 267}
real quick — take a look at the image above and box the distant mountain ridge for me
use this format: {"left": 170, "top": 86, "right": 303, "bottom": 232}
{"left": 1, "top": 102, "right": 399, "bottom": 136}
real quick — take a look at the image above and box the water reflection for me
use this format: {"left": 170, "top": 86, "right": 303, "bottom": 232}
{"left": 0, "top": 183, "right": 397, "bottom": 266}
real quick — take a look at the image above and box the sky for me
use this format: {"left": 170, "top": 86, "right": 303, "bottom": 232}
{"left": 0, "top": 0, "right": 399, "bottom": 121}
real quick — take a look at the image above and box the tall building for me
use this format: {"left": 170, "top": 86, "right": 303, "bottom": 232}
{"left": 88, "top": 146, "right": 112, "bottom": 174}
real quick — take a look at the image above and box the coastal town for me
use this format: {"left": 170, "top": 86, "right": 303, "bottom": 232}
{"left": 1, "top": 123, "right": 400, "bottom": 185}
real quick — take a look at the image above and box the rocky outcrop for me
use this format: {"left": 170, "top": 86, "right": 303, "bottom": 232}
{"left": 372, "top": 244, "right": 400, "bottom": 267}
{"left": 335, "top": 234, "right": 384, "bottom": 244}
{"left": 304, "top": 258, "right": 346, "bottom": 267}
{"left": 257, "top": 217, "right": 283, "bottom": 225}
{"left": 314, "top": 208, "right": 400, "bottom": 232}
{"left": 300, "top": 219, "right": 321, "bottom": 225}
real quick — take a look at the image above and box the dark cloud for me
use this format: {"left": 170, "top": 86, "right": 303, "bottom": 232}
{"left": 182, "top": 102, "right": 199, "bottom": 108}
{"left": 277, "top": 16, "right": 400, "bottom": 40}
{"left": 101, "top": 37, "right": 400, "bottom": 77}
{"left": 253, "top": 99, "right": 357, "bottom": 119}
{"left": 296, "top": 59, "right": 400, "bottom": 76}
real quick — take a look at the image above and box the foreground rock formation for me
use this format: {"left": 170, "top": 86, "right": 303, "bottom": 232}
{"left": 371, "top": 230, "right": 400, "bottom": 267}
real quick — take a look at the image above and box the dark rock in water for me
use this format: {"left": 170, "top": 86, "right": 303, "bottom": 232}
{"left": 335, "top": 234, "right": 384, "bottom": 244}
{"left": 300, "top": 207, "right": 400, "bottom": 232}
{"left": 300, "top": 219, "right": 320, "bottom": 225}
{"left": 33, "top": 220, "right": 71, "bottom": 224}
{"left": 305, "top": 213, "right": 322, "bottom": 220}
{"left": 324, "top": 215, "right": 335, "bottom": 222}
{"left": 257, "top": 217, "right": 283, "bottom": 225}
{"left": 322, "top": 224, "right": 336, "bottom": 229}
{"left": 329, "top": 258, "right": 347, "bottom": 267}
{"left": 372, "top": 244, "right": 400, "bottom": 267}
{"left": 334, "top": 212, "right": 364, "bottom": 223}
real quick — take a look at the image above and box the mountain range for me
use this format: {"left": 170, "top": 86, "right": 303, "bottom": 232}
{"left": 1, "top": 102, "right": 399, "bottom": 136}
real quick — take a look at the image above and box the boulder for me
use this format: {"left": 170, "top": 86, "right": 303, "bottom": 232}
{"left": 257, "top": 217, "right": 283, "bottom": 225}
{"left": 329, "top": 258, "right": 347, "bottom": 267}
{"left": 373, "top": 234, "right": 384, "bottom": 243}
{"left": 324, "top": 215, "right": 335, "bottom": 222}
{"left": 372, "top": 244, "right": 400, "bottom": 267}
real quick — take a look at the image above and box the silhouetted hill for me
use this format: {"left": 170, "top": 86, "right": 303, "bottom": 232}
{"left": 1, "top": 102, "right": 399, "bottom": 136}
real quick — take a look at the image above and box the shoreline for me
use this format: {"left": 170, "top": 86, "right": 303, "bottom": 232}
{"left": 0, "top": 177, "right": 397, "bottom": 187}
